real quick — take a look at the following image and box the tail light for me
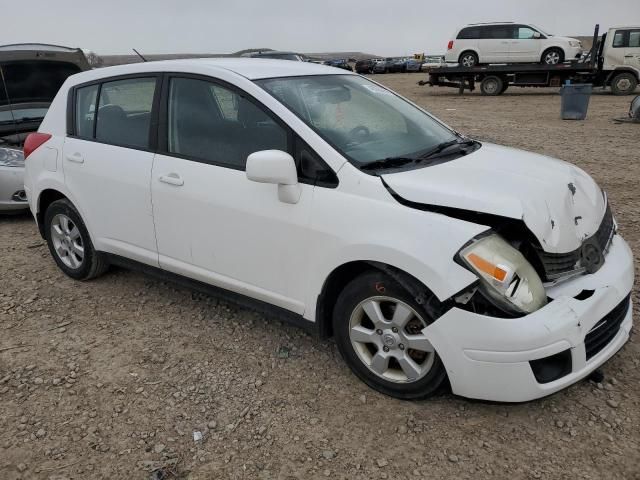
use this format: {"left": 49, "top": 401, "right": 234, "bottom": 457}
{"left": 23, "top": 133, "right": 52, "bottom": 159}
{"left": 447, "top": 40, "right": 454, "bottom": 50}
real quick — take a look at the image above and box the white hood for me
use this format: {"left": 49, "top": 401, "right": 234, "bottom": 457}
{"left": 382, "top": 143, "right": 606, "bottom": 253}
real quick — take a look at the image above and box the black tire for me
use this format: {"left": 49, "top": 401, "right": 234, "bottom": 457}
{"left": 44, "top": 198, "right": 109, "bottom": 280}
{"left": 610, "top": 72, "right": 638, "bottom": 95}
{"left": 541, "top": 48, "right": 564, "bottom": 65}
{"left": 480, "top": 75, "right": 504, "bottom": 96}
{"left": 332, "top": 270, "right": 447, "bottom": 400}
{"left": 459, "top": 51, "right": 478, "bottom": 67}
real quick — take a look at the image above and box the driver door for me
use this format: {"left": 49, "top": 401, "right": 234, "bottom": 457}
{"left": 150, "top": 75, "right": 317, "bottom": 313}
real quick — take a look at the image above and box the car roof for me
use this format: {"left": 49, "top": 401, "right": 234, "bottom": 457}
{"left": 0, "top": 43, "right": 82, "bottom": 52}
{"left": 65, "top": 57, "right": 353, "bottom": 84}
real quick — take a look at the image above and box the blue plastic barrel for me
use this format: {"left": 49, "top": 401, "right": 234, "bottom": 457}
{"left": 560, "top": 83, "right": 592, "bottom": 120}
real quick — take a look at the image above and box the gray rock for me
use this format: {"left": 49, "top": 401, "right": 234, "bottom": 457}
{"left": 607, "top": 399, "right": 619, "bottom": 409}
{"left": 322, "top": 450, "right": 336, "bottom": 460}
{"left": 448, "top": 454, "right": 459, "bottom": 463}
{"left": 154, "top": 443, "right": 166, "bottom": 454}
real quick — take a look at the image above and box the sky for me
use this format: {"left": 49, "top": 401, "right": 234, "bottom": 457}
{"left": 3, "top": 0, "right": 638, "bottom": 56}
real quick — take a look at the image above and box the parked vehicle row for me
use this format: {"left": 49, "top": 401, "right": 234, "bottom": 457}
{"left": 22, "top": 58, "right": 634, "bottom": 402}
{"left": 0, "top": 44, "right": 90, "bottom": 213}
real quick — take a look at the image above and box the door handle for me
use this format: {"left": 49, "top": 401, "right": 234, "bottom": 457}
{"left": 65, "top": 152, "right": 84, "bottom": 164}
{"left": 158, "top": 173, "right": 184, "bottom": 186}
{"left": 624, "top": 55, "right": 634, "bottom": 58}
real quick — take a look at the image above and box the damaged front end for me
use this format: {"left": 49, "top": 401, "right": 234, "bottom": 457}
{"left": 381, "top": 185, "right": 616, "bottom": 319}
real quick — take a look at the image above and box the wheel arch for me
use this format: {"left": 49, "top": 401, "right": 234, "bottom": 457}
{"left": 541, "top": 46, "right": 565, "bottom": 61}
{"left": 36, "top": 188, "right": 68, "bottom": 238}
{"left": 606, "top": 67, "right": 640, "bottom": 85}
{"left": 315, "top": 260, "right": 457, "bottom": 338}
{"left": 458, "top": 49, "right": 479, "bottom": 63}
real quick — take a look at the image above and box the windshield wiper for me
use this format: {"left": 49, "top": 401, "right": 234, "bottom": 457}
{"left": 361, "top": 156, "right": 414, "bottom": 171}
{"left": 416, "top": 138, "right": 477, "bottom": 162}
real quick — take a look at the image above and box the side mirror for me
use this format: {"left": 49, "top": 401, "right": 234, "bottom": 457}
{"left": 533, "top": 32, "right": 542, "bottom": 39}
{"left": 246, "top": 150, "right": 301, "bottom": 204}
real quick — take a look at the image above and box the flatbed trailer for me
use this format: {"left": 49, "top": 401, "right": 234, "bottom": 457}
{"left": 418, "top": 25, "right": 640, "bottom": 96}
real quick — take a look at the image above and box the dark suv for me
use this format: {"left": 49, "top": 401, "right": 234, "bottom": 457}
{"left": 355, "top": 59, "right": 375, "bottom": 74}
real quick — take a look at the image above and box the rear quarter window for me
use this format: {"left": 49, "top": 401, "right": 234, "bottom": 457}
{"left": 457, "top": 27, "right": 480, "bottom": 39}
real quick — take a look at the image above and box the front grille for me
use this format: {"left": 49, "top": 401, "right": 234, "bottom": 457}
{"left": 584, "top": 294, "right": 630, "bottom": 361}
{"left": 535, "top": 204, "right": 614, "bottom": 281}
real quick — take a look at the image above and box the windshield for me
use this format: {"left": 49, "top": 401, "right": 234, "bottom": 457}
{"left": 256, "top": 75, "right": 457, "bottom": 167}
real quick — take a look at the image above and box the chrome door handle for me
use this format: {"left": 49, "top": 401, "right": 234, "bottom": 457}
{"left": 158, "top": 173, "right": 184, "bottom": 186}
{"left": 66, "top": 152, "right": 84, "bottom": 164}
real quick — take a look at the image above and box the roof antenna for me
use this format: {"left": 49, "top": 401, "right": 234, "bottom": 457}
{"left": 132, "top": 48, "right": 148, "bottom": 62}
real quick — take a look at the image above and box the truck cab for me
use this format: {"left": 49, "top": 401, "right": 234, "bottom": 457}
{"left": 600, "top": 27, "right": 640, "bottom": 94}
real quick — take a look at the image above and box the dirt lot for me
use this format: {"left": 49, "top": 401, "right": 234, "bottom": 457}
{"left": 1, "top": 74, "right": 639, "bottom": 480}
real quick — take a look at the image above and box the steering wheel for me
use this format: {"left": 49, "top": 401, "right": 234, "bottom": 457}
{"left": 349, "top": 125, "right": 371, "bottom": 139}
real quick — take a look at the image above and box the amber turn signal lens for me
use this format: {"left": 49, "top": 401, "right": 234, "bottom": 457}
{"left": 466, "top": 253, "right": 508, "bottom": 282}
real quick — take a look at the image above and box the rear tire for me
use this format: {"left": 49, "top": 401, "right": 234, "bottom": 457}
{"left": 480, "top": 75, "right": 504, "bottom": 96}
{"left": 610, "top": 72, "right": 638, "bottom": 95}
{"left": 459, "top": 51, "right": 479, "bottom": 68}
{"left": 332, "top": 270, "right": 447, "bottom": 400}
{"left": 44, "top": 199, "right": 109, "bottom": 280}
{"left": 541, "top": 48, "right": 564, "bottom": 65}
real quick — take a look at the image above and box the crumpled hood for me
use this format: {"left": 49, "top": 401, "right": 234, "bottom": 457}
{"left": 382, "top": 143, "right": 606, "bottom": 253}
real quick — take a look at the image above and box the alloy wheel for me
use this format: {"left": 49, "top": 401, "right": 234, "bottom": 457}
{"left": 348, "top": 296, "right": 435, "bottom": 383}
{"left": 461, "top": 55, "right": 476, "bottom": 67}
{"left": 544, "top": 51, "right": 561, "bottom": 64}
{"left": 50, "top": 213, "right": 84, "bottom": 269}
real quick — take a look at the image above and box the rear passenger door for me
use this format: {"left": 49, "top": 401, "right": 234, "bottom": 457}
{"left": 151, "top": 75, "right": 327, "bottom": 313}
{"left": 63, "top": 76, "right": 160, "bottom": 266}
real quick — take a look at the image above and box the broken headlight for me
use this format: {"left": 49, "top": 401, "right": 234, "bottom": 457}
{"left": 458, "top": 234, "right": 547, "bottom": 315}
{"left": 0, "top": 147, "right": 25, "bottom": 167}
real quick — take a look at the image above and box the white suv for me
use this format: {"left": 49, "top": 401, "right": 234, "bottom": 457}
{"left": 445, "top": 22, "right": 584, "bottom": 66}
{"left": 24, "top": 59, "right": 633, "bottom": 402}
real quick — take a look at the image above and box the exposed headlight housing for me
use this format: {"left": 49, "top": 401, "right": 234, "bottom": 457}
{"left": 458, "top": 234, "right": 547, "bottom": 315}
{"left": 569, "top": 40, "right": 582, "bottom": 48}
{"left": 0, "top": 147, "right": 25, "bottom": 167}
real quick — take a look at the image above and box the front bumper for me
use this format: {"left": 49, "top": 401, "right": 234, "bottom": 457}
{"left": 425, "top": 234, "right": 634, "bottom": 402}
{"left": 0, "top": 166, "right": 28, "bottom": 212}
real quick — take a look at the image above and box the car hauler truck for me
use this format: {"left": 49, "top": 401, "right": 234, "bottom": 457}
{"left": 419, "top": 25, "right": 640, "bottom": 95}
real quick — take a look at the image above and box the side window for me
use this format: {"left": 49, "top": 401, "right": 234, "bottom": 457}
{"left": 482, "top": 26, "right": 513, "bottom": 39}
{"left": 95, "top": 77, "right": 156, "bottom": 149}
{"left": 457, "top": 27, "right": 479, "bottom": 40}
{"left": 167, "top": 77, "right": 288, "bottom": 169}
{"left": 74, "top": 84, "right": 99, "bottom": 139}
{"left": 515, "top": 26, "right": 536, "bottom": 39}
{"left": 630, "top": 31, "right": 640, "bottom": 48}
{"left": 613, "top": 30, "right": 627, "bottom": 48}
{"left": 294, "top": 137, "right": 338, "bottom": 187}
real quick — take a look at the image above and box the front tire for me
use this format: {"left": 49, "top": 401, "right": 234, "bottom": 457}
{"left": 44, "top": 199, "right": 109, "bottom": 280}
{"left": 332, "top": 270, "right": 447, "bottom": 400}
{"left": 610, "top": 72, "right": 638, "bottom": 95}
{"left": 542, "top": 48, "right": 564, "bottom": 65}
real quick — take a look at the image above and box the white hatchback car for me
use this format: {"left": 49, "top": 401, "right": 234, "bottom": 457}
{"left": 24, "top": 59, "right": 633, "bottom": 402}
{"left": 445, "top": 22, "right": 584, "bottom": 67}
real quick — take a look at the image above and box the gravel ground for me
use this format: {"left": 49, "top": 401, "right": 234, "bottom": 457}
{"left": 1, "top": 73, "right": 639, "bottom": 480}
